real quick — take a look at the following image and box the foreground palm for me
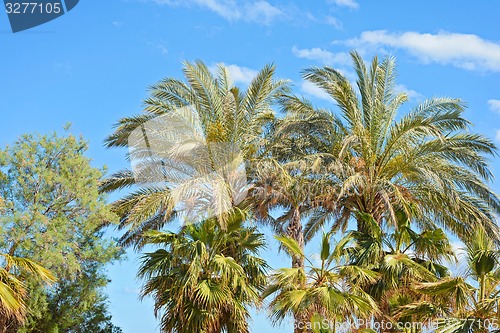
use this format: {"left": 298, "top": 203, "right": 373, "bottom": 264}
{"left": 138, "top": 214, "right": 268, "bottom": 333}
{"left": 263, "top": 234, "right": 379, "bottom": 333}
{"left": 336, "top": 210, "right": 454, "bottom": 326}
{"left": 403, "top": 228, "right": 500, "bottom": 333}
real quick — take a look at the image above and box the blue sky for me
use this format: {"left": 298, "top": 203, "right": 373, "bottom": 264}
{"left": 1, "top": 0, "right": 500, "bottom": 332}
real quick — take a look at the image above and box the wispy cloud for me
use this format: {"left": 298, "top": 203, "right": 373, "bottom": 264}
{"left": 209, "top": 63, "right": 258, "bottom": 85}
{"left": 147, "top": 0, "right": 282, "bottom": 24}
{"left": 325, "top": 16, "right": 342, "bottom": 30}
{"left": 488, "top": 99, "right": 500, "bottom": 114}
{"left": 292, "top": 46, "right": 351, "bottom": 66}
{"left": 112, "top": 21, "right": 123, "bottom": 28}
{"left": 342, "top": 30, "right": 500, "bottom": 72}
{"left": 328, "top": 0, "right": 359, "bottom": 9}
{"left": 496, "top": 129, "right": 500, "bottom": 143}
{"left": 147, "top": 41, "right": 168, "bottom": 55}
{"left": 123, "top": 287, "right": 141, "bottom": 295}
{"left": 157, "top": 44, "right": 168, "bottom": 55}
{"left": 301, "top": 81, "right": 330, "bottom": 100}
{"left": 245, "top": 1, "right": 282, "bottom": 24}
{"left": 394, "top": 84, "right": 423, "bottom": 100}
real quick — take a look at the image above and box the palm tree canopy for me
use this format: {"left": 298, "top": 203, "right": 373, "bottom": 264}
{"left": 138, "top": 215, "right": 269, "bottom": 333}
{"left": 402, "top": 229, "right": 500, "bottom": 333}
{"left": 274, "top": 51, "right": 500, "bottom": 243}
{"left": 101, "top": 61, "right": 289, "bottom": 247}
{"left": 263, "top": 234, "right": 379, "bottom": 331}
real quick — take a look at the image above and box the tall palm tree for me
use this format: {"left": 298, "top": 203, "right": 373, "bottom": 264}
{"left": 138, "top": 214, "right": 269, "bottom": 333}
{"left": 101, "top": 61, "right": 288, "bottom": 246}
{"left": 0, "top": 252, "right": 55, "bottom": 333}
{"left": 263, "top": 234, "right": 379, "bottom": 333}
{"left": 250, "top": 51, "right": 500, "bottom": 330}
{"left": 275, "top": 51, "right": 500, "bottom": 242}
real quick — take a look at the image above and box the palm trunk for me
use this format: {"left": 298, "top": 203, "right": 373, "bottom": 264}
{"left": 479, "top": 273, "right": 486, "bottom": 302}
{"left": 287, "top": 207, "right": 306, "bottom": 333}
{"left": 356, "top": 215, "right": 366, "bottom": 234}
{"left": 288, "top": 207, "right": 304, "bottom": 270}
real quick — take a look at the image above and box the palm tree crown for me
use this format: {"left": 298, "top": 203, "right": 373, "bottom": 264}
{"left": 101, "top": 61, "right": 289, "bottom": 246}
{"left": 274, "top": 51, "right": 500, "bottom": 242}
{"left": 138, "top": 215, "right": 269, "bottom": 333}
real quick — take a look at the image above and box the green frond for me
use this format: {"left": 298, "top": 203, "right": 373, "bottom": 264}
{"left": 275, "top": 235, "right": 304, "bottom": 258}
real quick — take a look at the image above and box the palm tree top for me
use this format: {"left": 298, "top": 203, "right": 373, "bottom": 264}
{"left": 275, "top": 51, "right": 500, "bottom": 243}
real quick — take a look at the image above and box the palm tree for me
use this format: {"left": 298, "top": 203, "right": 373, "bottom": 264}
{"left": 101, "top": 61, "right": 288, "bottom": 247}
{"left": 250, "top": 52, "right": 499, "bottom": 331}
{"left": 138, "top": 214, "right": 268, "bottom": 333}
{"left": 275, "top": 51, "right": 500, "bottom": 243}
{"left": 250, "top": 159, "right": 324, "bottom": 270}
{"left": 402, "top": 228, "right": 500, "bottom": 333}
{"left": 263, "top": 233, "right": 379, "bottom": 333}
{"left": 0, "top": 252, "right": 55, "bottom": 333}
{"left": 335, "top": 210, "right": 454, "bottom": 328}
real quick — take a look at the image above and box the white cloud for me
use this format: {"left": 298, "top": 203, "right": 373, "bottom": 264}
{"left": 112, "top": 21, "right": 123, "bottom": 27}
{"left": 496, "top": 129, "right": 500, "bottom": 143}
{"left": 225, "top": 64, "right": 258, "bottom": 84}
{"left": 148, "top": 0, "right": 282, "bottom": 24}
{"left": 488, "top": 99, "right": 500, "bottom": 114}
{"left": 292, "top": 46, "right": 351, "bottom": 66}
{"left": 328, "top": 0, "right": 359, "bottom": 9}
{"left": 209, "top": 63, "right": 258, "bottom": 85}
{"left": 301, "top": 81, "right": 330, "bottom": 100}
{"left": 245, "top": 1, "right": 282, "bottom": 24}
{"left": 325, "top": 16, "right": 342, "bottom": 30}
{"left": 394, "top": 84, "right": 423, "bottom": 100}
{"left": 344, "top": 30, "right": 500, "bottom": 72}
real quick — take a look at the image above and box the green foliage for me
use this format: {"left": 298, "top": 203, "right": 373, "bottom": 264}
{"left": 0, "top": 131, "right": 123, "bottom": 332}
{"left": 101, "top": 54, "right": 500, "bottom": 333}
{"left": 102, "top": 61, "right": 289, "bottom": 247}
{"left": 19, "top": 259, "right": 123, "bottom": 333}
{"left": 138, "top": 216, "right": 269, "bottom": 333}
{"left": 334, "top": 210, "right": 456, "bottom": 325}
{"left": 400, "top": 229, "right": 500, "bottom": 333}
{"left": 263, "top": 234, "right": 378, "bottom": 332}
{"left": 275, "top": 51, "right": 500, "bottom": 243}
{"left": 0, "top": 252, "right": 55, "bottom": 327}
